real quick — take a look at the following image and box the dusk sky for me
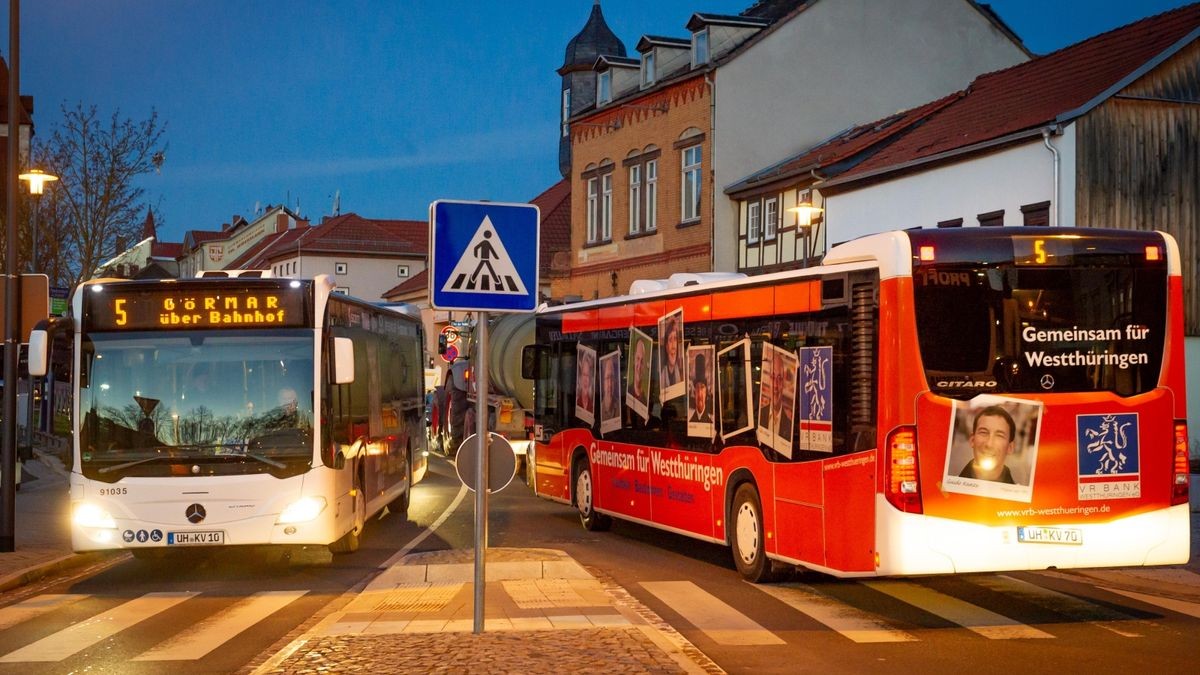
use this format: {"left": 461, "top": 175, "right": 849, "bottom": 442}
{"left": 3, "top": 0, "right": 1194, "bottom": 242}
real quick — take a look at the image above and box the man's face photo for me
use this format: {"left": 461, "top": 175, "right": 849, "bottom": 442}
{"left": 969, "top": 412, "right": 1015, "bottom": 479}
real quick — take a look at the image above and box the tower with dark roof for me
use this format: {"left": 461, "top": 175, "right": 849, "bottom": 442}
{"left": 558, "top": 0, "right": 625, "bottom": 177}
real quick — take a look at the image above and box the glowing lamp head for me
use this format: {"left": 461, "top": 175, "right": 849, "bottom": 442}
{"left": 19, "top": 169, "right": 59, "bottom": 196}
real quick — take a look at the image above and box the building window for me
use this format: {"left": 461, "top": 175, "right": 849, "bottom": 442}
{"left": 335, "top": 287, "right": 349, "bottom": 295}
{"left": 587, "top": 177, "right": 599, "bottom": 243}
{"left": 641, "top": 52, "right": 655, "bottom": 88}
{"left": 561, "top": 88, "right": 571, "bottom": 138}
{"left": 692, "top": 29, "right": 709, "bottom": 67}
{"left": 1021, "top": 201, "right": 1051, "bottom": 227}
{"left": 681, "top": 145, "right": 702, "bottom": 222}
{"left": 597, "top": 70, "right": 612, "bottom": 105}
{"left": 747, "top": 201, "right": 761, "bottom": 244}
{"left": 601, "top": 173, "right": 613, "bottom": 240}
{"left": 764, "top": 197, "right": 778, "bottom": 241}
{"left": 646, "top": 159, "right": 658, "bottom": 231}
{"left": 937, "top": 218, "right": 964, "bottom": 228}
{"left": 335, "top": 262, "right": 348, "bottom": 275}
{"left": 629, "top": 165, "right": 642, "bottom": 234}
{"left": 978, "top": 210, "right": 1004, "bottom": 227}
{"left": 397, "top": 264, "right": 410, "bottom": 277}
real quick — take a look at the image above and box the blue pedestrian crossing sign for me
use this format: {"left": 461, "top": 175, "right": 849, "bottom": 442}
{"left": 430, "top": 200, "right": 540, "bottom": 312}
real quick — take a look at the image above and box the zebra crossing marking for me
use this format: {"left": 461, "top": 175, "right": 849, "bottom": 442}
{"left": 0, "top": 594, "right": 88, "bottom": 632}
{"left": 981, "top": 575, "right": 1143, "bottom": 637}
{"left": 641, "top": 580, "right": 785, "bottom": 646}
{"left": 0, "top": 592, "right": 197, "bottom": 663}
{"left": 133, "top": 590, "right": 308, "bottom": 661}
{"left": 863, "top": 581, "right": 1054, "bottom": 640}
{"left": 1099, "top": 587, "right": 1200, "bottom": 620}
{"left": 755, "top": 582, "right": 918, "bottom": 643}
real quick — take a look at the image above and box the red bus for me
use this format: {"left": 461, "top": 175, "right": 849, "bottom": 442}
{"left": 525, "top": 228, "right": 1191, "bottom": 580}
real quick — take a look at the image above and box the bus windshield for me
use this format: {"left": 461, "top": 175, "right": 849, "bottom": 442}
{"left": 913, "top": 263, "right": 1166, "bottom": 397}
{"left": 79, "top": 329, "right": 315, "bottom": 481}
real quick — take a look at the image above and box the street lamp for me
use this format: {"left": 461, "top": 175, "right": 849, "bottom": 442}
{"left": 18, "top": 169, "right": 58, "bottom": 274}
{"left": 788, "top": 199, "right": 824, "bottom": 268}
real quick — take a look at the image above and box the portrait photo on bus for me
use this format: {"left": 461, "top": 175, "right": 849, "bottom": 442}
{"left": 757, "top": 343, "right": 798, "bottom": 457}
{"left": 575, "top": 344, "right": 597, "bottom": 427}
{"left": 658, "top": 308, "right": 685, "bottom": 402}
{"left": 717, "top": 339, "right": 754, "bottom": 440}
{"left": 599, "top": 350, "right": 622, "bottom": 435}
{"left": 626, "top": 327, "right": 653, "bottom": 421}
{"left": 942, "top": 394, "right": 1043, "bottom": 502}
{"left": 687, "top": 345, "right": 716, "bottom": 438}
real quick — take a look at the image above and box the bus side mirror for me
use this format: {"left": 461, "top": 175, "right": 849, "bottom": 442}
{"left": 521, "top": 345, "right": 541, "bottom": 380}
{"left": 333, "top": 337, "right": 355, "bottom": 384}
{"left": 28, "top": 328, "right": 49, "bottom": 377}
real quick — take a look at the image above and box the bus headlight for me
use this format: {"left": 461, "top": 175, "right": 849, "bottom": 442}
{"left": 277, "top": 496, "right": 326, "bottom": 524}
{"left": 73, "top": 502, "right": 117, "bottom": 529}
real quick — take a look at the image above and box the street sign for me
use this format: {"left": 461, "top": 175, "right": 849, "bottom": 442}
{"left": 429, "top": 200, "right": 540, "bottom": 313}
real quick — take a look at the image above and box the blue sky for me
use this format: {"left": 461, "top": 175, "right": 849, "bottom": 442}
{"left": 3, "top": 0, "right": 1194, "bottom": 241}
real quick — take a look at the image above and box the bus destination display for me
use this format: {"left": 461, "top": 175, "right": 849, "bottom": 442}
{"left": 86, "top": 286, "right": 309, "bottom": 330}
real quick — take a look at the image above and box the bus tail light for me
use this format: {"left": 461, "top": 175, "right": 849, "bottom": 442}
{"left": 885, "top": 426, "right": 922, "bottom": 514}
{"left": 1171, "top": 421, "right": 1189, "bottom": 506}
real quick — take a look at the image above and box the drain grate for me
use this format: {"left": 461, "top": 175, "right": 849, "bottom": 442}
{"left": 371, "top": 583, "right": 463, "bottom": 613}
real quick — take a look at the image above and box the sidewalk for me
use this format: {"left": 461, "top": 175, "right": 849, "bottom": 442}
{"left": 249, "top": 548, "right": 720, "bottom": 674}
{"left": 0, "top": 450, "right": 111, "bottom": 593}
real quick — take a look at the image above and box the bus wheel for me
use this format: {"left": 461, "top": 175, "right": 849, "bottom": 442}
{"left": 388, "top": 452, "right": 412, "bottom": 519}
{"left": 731, "top": 483, "right": 772, "bottom": 582}
{"left": 331, "top": 480, "right": 365, "bottom": 554}
{"left": 574, "top": 458, "right": 611, "bottom": 532}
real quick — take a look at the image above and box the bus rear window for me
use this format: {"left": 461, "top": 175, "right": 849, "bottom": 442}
{"left": 913, "top": 264, "right": 1166, "bottom": 397}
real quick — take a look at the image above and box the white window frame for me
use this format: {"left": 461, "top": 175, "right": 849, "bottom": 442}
{"left": 601, "top": 173, "right": 613, "bottom": 240}
{"left": 335, "top": 262, "right": 348, "bottom": 275}
{"left": 628, "top": 165, "right": 642, "bottom": 234}
{"left": 336, "top": 287, "right": 349, "bottom": 295}
{"left": 561, "top": 88, "right": 571, "bottom": 138}
{"left": 646, "top": 159, "right": 658, "bottom": 232}
{"left": 764, "top": 197, "right": 778, "bottom": 241}
{"left": 597, "top": 70, "right": 612, "bottom": 105}
{"left": 397, "top": 264, "right": 410, "bottom": 278}
{"left": 641, "top": 52, "right": 655, "bottom": 88}
{"left": 692, "top": 29, "right": 709, "bottom": 67}
{"left": 587, "top": 177, "right": 599, "bottom": 243}
{"left": 681, "top": 145, "right": 702, "bottom": 222}
{"left": 747, "top": 201, "right": 761, "bottom": 244}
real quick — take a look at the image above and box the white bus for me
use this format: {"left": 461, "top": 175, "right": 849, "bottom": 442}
{"left": 29, "top": 274, "right": 428, "bottom": 557}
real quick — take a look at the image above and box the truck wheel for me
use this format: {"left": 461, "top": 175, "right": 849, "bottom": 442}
{"left": 574, "top": 457, "right": 611, "bottom": 532}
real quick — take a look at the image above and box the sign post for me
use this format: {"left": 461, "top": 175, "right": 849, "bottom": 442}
{"left": 430, "top": 199, "right": 539, "bottom": 634}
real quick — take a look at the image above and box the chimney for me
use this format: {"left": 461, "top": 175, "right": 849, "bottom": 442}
{"left": 276, "top": 213, "right": 289, "bottom": 233}
{"left": 222, "top": 222, "right": 230, "bottom": 231}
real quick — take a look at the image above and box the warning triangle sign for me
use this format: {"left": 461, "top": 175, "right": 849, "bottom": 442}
{"left": 440, "top": 215, "right": 530, "bottom": 295}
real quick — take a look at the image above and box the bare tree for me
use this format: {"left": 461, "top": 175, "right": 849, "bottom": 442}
{"left": 36, "top": 103, "right": 166, "bottom": 288}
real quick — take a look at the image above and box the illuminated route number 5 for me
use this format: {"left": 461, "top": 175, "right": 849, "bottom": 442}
{"left": 1034, "top": 239, "right": 1047, "bottom": 264}
{"left": 115, "top": 298, "right": 128, "bottom": 326}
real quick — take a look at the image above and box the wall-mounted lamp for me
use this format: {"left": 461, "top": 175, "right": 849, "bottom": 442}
{"left": 788, "top": 199, "right": 824, "bottom": 269}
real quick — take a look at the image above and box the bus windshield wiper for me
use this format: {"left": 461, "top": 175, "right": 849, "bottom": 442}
{"left": 97, "top": 454, "right": 175, "bottom": 474}
{"left": 97, "top": 444, "right": 286, "bottom": 473}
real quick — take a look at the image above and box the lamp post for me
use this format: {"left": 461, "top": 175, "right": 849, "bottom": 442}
{"left": 19, "top": 169, "right": 57, "bottom": 274}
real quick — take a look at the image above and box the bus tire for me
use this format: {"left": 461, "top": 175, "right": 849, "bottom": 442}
{"left": 331, "top": 479, "right": 365, "bottom": 554}
{"left": 731, "top": 483, "right": 773, "bottom": 582}
{"left": 388, "top": 452, "right": 412, "bottom": 518}
{"left": 574, "top": 457, "right": 611, "bottom": 532}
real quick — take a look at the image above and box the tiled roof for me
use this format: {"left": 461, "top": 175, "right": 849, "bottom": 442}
{"left": 382, "top": 269, "right": 428, "bottom": 300}
{"left": 725, "top": 93, "right": 962, "bottom": 195}
{"left": 530, "top": 178, "right": 571, "bottom": 276}
{"left": 835, "top": 2, "right": 1200, "bottom": 183}
{"left": 295, "top": 213, "right": 426, "bottom": 255}
{"left": 228, "top": 227, "right": 310, "bottom": 270}
{"left": 151, "top": 242, "right": 183, "bottom": 259}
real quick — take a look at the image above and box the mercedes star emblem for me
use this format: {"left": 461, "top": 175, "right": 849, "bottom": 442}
{"left": 1040, "top": 374, "right": 1055, "bottom": 390}
{"left": 185, "top": 503, "right": 207, "bottom": 524}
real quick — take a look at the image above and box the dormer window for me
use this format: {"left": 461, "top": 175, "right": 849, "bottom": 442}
{"left": 597, "top": 70, "right": 612, "bottom": 105}
{"left": 692, "top": 29, "right": 709, "bottom": 67}
{"left": 641, "top": 52, "right": 655, "bottom": 88}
